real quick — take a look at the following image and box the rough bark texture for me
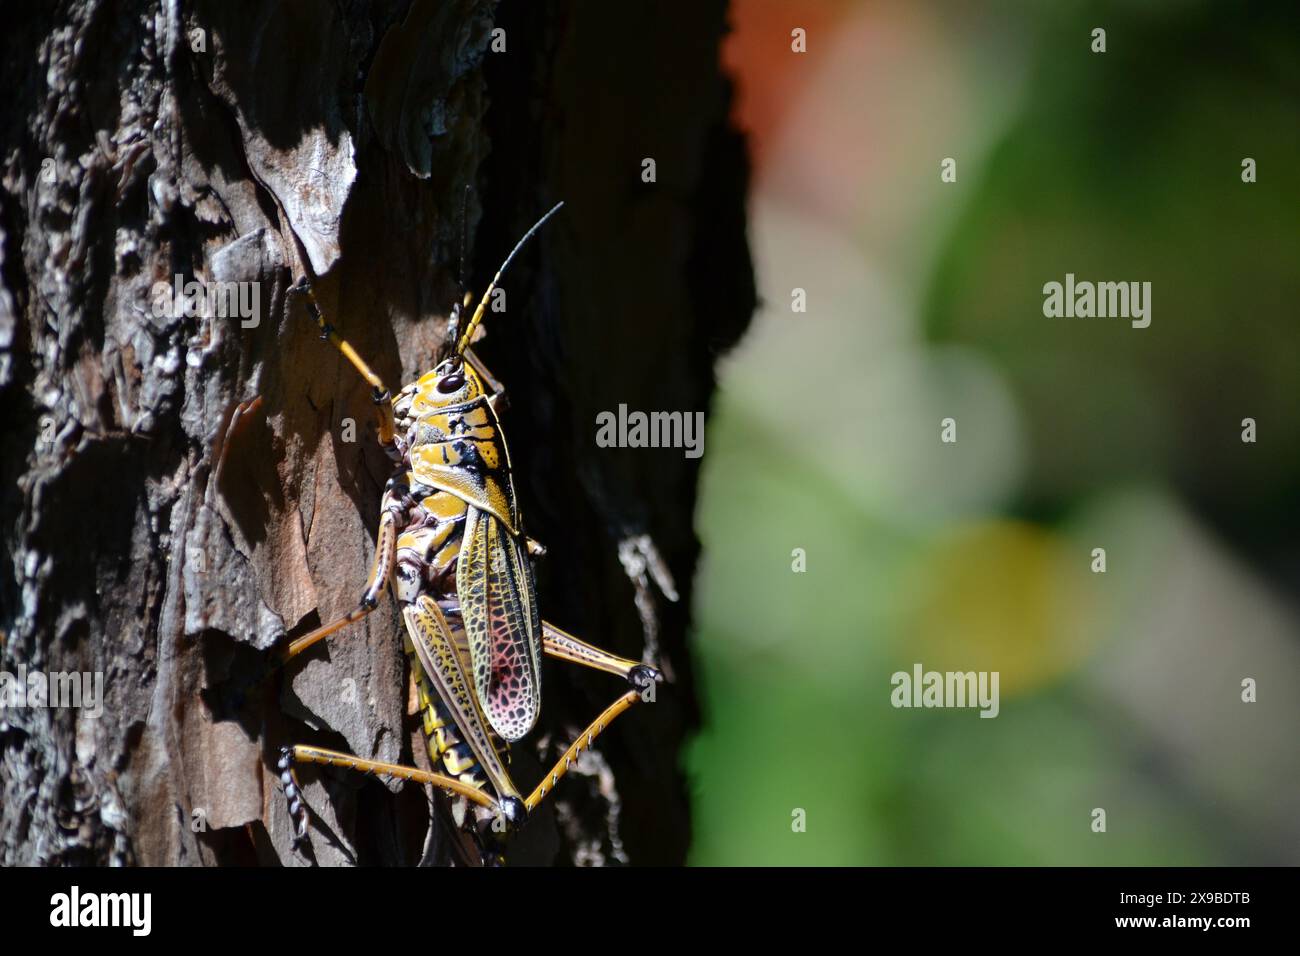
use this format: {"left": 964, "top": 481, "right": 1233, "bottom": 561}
{"left": 0, "top": 0, "right": 753, "bottom": 866}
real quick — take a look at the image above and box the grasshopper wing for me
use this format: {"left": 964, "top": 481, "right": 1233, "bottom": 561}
{"left": 457, "top": 504, "right": 542, "bottom": 741}
{"left": 401, "top": 595, "right": 516, "bottom": 799}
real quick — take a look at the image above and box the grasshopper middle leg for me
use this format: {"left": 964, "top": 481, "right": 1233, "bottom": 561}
{"left": 280, "top": 503, "right": 399, "bottom": 662}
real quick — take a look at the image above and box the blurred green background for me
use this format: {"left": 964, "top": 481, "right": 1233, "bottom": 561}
{"left": 687, "top": 0, "right": 1300, "bottom": 865}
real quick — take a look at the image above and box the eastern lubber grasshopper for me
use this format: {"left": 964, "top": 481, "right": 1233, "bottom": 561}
{"left": 275, "top": 203, "right": 663, "bottom": 864}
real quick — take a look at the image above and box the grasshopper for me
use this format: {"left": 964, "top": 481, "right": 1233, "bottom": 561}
{"left": 276, "top": 203, "right": 662, "bottom": 864}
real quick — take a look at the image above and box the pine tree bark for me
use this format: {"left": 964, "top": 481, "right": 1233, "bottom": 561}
{"left": 0, "top": 0, "right": 752, "bottom": 866}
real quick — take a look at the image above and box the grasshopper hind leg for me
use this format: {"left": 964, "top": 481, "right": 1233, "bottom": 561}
{"left": 277, "top": 743, "right": 505, "bottom": 850}
{"left": 278, "top": 746, "right": 309, "bottom": 846}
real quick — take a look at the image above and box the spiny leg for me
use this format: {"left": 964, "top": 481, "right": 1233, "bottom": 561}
{"left": 542, "top": 619, "right": 661, "bottom": 687}
{"left": 279, "top": 744, "right": 504, "bottom": 846}
{"left": 282, "top": 506, "right": 398, "bottom": 662}
{"left": 291, "top": 278, "right": 401, "bottom": 464}
{"left": 524, "top": 689, "right": 644, "bottom": 813}
{"left": 525, "top": 622, "right": 661, "bottom": 812}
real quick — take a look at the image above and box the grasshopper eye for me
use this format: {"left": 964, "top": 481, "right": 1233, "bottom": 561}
{"left": 437, "top": 371, "right": 465, "bottom": 394}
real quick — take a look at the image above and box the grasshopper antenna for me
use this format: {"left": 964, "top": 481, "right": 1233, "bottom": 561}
{"left": 453, "top": 201, "right": 564, "bottom": 362}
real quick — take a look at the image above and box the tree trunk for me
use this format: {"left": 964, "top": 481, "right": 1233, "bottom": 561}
{"left": 0, "top": 0, "right": 752, "bottom": 866}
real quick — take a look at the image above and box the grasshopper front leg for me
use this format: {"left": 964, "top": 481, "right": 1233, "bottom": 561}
{"left": 290, "top": 278, "right": 402, "bottom": 464}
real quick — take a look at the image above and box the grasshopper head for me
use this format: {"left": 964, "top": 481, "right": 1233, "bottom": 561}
{"left": 407, "top": 359, "right": 486, "bottom": 417}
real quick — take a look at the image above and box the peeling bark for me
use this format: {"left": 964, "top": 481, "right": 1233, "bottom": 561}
{"left": 0, "top": 0, "right": 752, "bottom": 866}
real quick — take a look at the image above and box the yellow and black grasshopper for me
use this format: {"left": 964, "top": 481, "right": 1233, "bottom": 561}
{"left": 276, "top": 203, "right": 661, "bottom": 863}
